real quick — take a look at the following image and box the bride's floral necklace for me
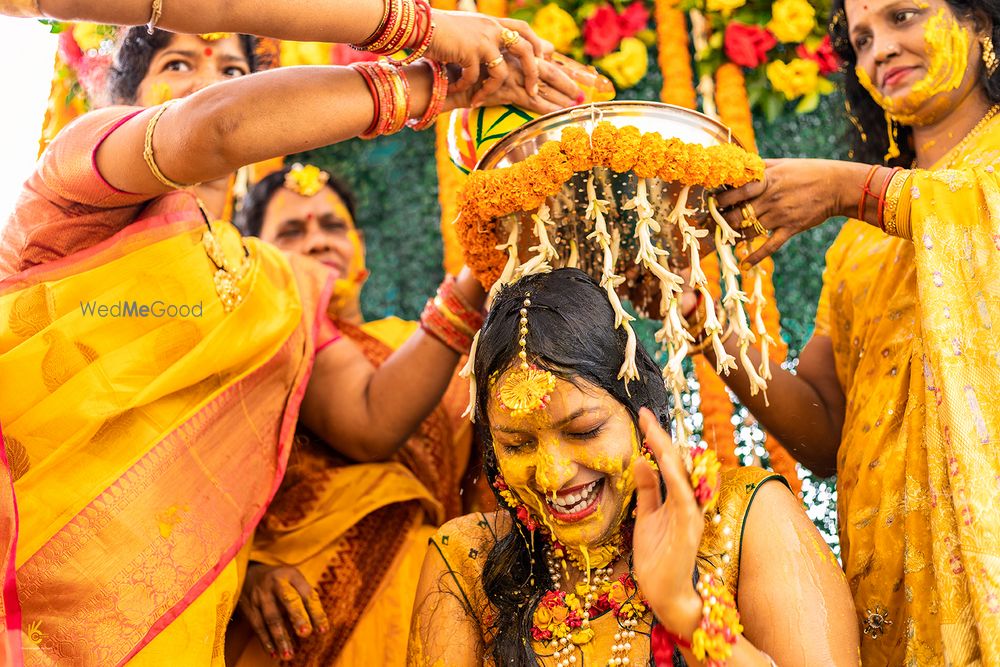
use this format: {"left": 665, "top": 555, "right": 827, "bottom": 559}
{"left": 533, "top": 541, "right": 649, "bottom": 667}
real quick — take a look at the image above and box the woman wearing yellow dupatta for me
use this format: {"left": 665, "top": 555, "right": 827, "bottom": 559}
{"left": 701, "top": 0, "right": 1000, "bottom": 662}
{"left": 0, "top": 17, "right": 581, "bottom": 666}
{"left": 224, "top": 164, "right": 494, "bottom": 666}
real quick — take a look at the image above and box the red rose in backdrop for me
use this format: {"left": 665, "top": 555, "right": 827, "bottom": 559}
{"left": 618, "top": 2, "right": 650, "bottom": 37}
{"left": 723, "top": 22, "right": 777, "bottom": 68}
{"left": 583, "top": 5, "right": 623, "bottom": 57}
{"left": 797, "top": 35, "right": 840, "bottom": 74}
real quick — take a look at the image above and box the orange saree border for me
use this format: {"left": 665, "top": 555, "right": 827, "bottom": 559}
{"left": 0, "top": 421, "right": 23, "bottom": 667}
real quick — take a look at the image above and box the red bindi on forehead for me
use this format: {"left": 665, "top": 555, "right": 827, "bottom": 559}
{"left": 204, "top": 47, "right": 213, "bottom": 57}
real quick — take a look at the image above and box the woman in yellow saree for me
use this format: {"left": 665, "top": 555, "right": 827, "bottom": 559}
{"left": 224, "top": 165, "right": 493, "bottom": 665}
{"left": 704, "top": 0, "right": 1000, "bottom": 662}
{"left": 0, "top": 19, "right": 580, "bottom": 665}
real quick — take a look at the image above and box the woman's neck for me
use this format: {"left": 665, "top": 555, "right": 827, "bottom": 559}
{"left": 335, "top": 298, "right": 365, "bottom": 327}
{"left": 911, "top": 88, "right": 992, "bottom": 168}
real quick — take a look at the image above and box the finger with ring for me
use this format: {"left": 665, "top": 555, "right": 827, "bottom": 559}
{"left": 485, "top": 55, "right": 505, "bottom": 69}
{"left": 500, "top": 28, "right": 521, "bottom": 49}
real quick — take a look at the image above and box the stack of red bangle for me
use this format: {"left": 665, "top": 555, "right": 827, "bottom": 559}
{"left": 353, "top": 0, "right": 435, "bottom": 64}
{"left": 420, "top": 276, "right": 483, "bottom": 354}
{"left": 407, "top": 59, "right": 448, "bottom": 131}
{"left": 352, "top": 61, "right": 412, "bottom": 139}
{"left": 857, "top": 164, "right": 881, "bottom": 221}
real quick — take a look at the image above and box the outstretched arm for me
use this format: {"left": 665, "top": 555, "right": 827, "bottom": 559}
{"left": 96, "top": 56, "right": 578, "bottom": 198}
{"left": 299, "top": 268, "right": 484, "bottom": 462}
{"left": 32, "top": 0, "right": 553, "bottom": 99}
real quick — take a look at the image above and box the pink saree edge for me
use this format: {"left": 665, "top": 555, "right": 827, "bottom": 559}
{"left": 117, "top": 269, "right": 337, "bottom": 665}
{"left": 0, "top": 422, "right": 24, "bottom": 666}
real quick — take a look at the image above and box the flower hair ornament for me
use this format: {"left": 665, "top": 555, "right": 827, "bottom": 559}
{"left": 284, "top": 163, "right": 330, "bottom": 197}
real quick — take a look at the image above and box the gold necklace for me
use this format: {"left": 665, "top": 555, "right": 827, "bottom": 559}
{"left": 941, "top": 103, "right": 1000, "bottom": 169}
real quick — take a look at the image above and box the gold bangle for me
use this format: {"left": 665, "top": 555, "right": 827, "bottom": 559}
{"left": 147, "top": 0, "right": 163, "bottom": 34}
{"left": 882, "top": 169, "right": 910, "bottom": 239}
{"left": 143, "top": 101, "right": 191, "bottom": 190}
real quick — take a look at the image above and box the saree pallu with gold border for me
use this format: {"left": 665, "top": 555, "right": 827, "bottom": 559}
{"left": 821, "top": 118, "right": 1000, "bottom": 666}
{"left": 0, "top": 210, "right": 334, "bottom": 665}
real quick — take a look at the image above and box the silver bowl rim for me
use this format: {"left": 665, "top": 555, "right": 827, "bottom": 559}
{"left": 472, "top": 100, "right": 746, "bottom": 173}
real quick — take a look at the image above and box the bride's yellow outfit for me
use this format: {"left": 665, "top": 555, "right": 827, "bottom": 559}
{"left": 819, "top": 116, "right": 1000, "bottom": 665}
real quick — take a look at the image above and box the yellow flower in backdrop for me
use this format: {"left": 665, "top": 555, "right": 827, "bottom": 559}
{"left": 768, "top": 0, "right": 816, "bottom": 43}
{"left": 531, "top": 3, "right": 580, "bottom": 53}
{"left": 279, "top": 41, "right": 333, "bottom": 67}
{"left": 72, "top": 23, "right": 107, "bottom": 52}
{"left": 596, "top": 37, "right": 649, "bottom": 89}
{"left": 706, "top": 0, "right": 747, "bottom": 15}
{"left": 766, "top": 58, "right": 823, "bottom": 99}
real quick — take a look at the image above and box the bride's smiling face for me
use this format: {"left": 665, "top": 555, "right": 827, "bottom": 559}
{"left": 488, "top": 373, "right": 640, "bottom": 548}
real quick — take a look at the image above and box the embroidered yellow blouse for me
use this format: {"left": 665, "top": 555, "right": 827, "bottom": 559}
{"left": 411, "top": 467, "right": 784, "bottom": 666}
{"left": 816, "top": 116, "right": 1000, "bottom": 666}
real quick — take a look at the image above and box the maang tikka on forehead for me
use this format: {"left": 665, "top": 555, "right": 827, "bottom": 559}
{"left": 495, "top": 293, "right": 556, "bottom": 418}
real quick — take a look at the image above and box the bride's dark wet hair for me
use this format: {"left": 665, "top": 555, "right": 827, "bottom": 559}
{"left": 108, "top": 27, "right": 259, "bottom": 105}
{"left": 829, "top": 0, "right": 1000, "bottom": 166}
{"left": 472, "top": 268, "right": 671, "bottom": 666}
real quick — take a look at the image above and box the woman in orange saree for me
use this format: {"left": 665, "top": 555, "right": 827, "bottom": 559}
{"left": 0, "top": 21, "right": 580, "bottom": 665}
{"left": 225, "top": 165, "right": 493, "bottom": 665}
{"left": 704, "top": 0, "right": 1000, "bottom": 662}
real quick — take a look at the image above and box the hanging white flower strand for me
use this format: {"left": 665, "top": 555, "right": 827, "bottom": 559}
{"left": 585, "top": 175, "right": 639, "bottom": 389}
{"left": 716, "top": 233, "right": 768, "bottom": 397}
{"left": 489, "top": 221, "right": 520, "bottom": 305}
{"left": 516, "top": 202, "right": 559, "bottom": 277}
{"left": 746, "top": 259, "right": 775, "bottom": 406}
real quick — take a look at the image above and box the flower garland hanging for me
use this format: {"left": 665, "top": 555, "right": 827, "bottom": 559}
{"left": 458, "top": 123, "right": 764, "bottom": 288}
{"left": 655, "top": 0, "right": 698, "bottom": 108}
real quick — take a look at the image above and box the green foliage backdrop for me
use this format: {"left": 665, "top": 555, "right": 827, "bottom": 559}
{"left": 296, "top": 56, "right": 850, "bottom": 549}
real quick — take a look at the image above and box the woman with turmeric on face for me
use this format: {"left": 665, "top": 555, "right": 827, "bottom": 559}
{"left": 408, "top": 269, "right": 859, "bottom": 667}
{"left": 697, "top": 0, "right": 1000, "bottom": 662}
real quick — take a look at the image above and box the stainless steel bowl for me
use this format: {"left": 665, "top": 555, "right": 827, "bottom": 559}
{"left": 476, "top": 101, "right": 743, "bottom": 172}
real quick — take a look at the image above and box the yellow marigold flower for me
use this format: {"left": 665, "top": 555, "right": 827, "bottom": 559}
{"left": 706, "top": 0, "right": 747, "bottom": 14}
{"left": 533, "top": 605, "right": 553, "bottom": 627}
{"left": 531, "top": 3, "right": 581, "bottom": 53}
{"left": 766, "top": 58, "right": 821, "bottom": 99}
{"left": 284, "top": 163, "right": 329, "bottom": 197}
{"left": 595, "top": 37, "right": 649, "bottom": 90}
{"left": 610, "top": 125, "right": 642, "bottom": 173}
{"left": 590, "top": 122, "right": 619, "bottom": 167}
{"left": 767, "top": 0, "right": 816, "bottom": 43}
{"left": 571, "top": 627, "right": 596, "bottom": 644}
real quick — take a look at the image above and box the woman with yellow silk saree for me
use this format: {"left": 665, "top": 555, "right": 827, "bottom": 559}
{"left": 0, "top": 18, "right": 581, "bottom": 665}
{"left": 224, "top": 165, "right": 493, "bottom": 665}
{"left": 702, "top": 0, "right": 1000, "bottom": 662}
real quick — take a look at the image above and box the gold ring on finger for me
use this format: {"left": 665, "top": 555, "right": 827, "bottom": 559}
{"left": 739, "top": 203, "right": 757, "bottom": 230}
{"left": 500, "top": 28, "right": 521, "bottom": 49}
{"left": 279, "top": 592, "right": 298, "bottom": 603}
{"left": 485, "top": 55, "right": 505, "bottom": 69}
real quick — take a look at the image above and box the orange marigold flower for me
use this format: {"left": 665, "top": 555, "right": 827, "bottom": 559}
{"left": 634, "top": 132, "right": 668, "bottom": 178}
{"left": 560, "top": 126, "right": 592, "bottom": 172}
{"left": 610, "top": 125, "right": 642, "bottom": 173}
{"left": 590, "top": 122, "right": 619, "bottom": 167}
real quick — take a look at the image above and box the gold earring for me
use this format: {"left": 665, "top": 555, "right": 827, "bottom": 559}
{"left": 984, "top": 35, "right": 999, "bottom": 76}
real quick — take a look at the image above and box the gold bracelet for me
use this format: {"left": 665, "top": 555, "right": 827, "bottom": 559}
{"left": 143, "top": 101, "right": 191, "bottom": 190}
{"left": 147, "top": 0, "right": 163, "bottom": 34}
{"left": 882, "top": 169, "right": 911, "bottom": 239}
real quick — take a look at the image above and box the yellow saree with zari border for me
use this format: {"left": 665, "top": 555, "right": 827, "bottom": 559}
{"left": 0, "top": 106, "right": 337, "bottom": 665}
{"left": 818, "top": 117, "right": 1000, "bottom": 666}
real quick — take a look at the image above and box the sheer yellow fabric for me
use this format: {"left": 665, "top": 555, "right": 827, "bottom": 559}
{"left": 818, "top": 117, "right": 1000, "bottom": 665}
{"left": 411, "top": 467, "right": 784, "bottom": 666}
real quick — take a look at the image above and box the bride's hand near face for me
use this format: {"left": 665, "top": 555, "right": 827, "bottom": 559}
{"left": 631, "top": 409, "right": 704, "bottom": 638}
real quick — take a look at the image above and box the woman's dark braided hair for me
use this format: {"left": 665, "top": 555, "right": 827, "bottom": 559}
{"left": 108, "top": 27, "right": 259, "bottom": 105}
{"left": 829, "top": 0, "right": 1000, "bottom": 166}
{"left": 472, "top": 268, "right": 678, "bottom": 666}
